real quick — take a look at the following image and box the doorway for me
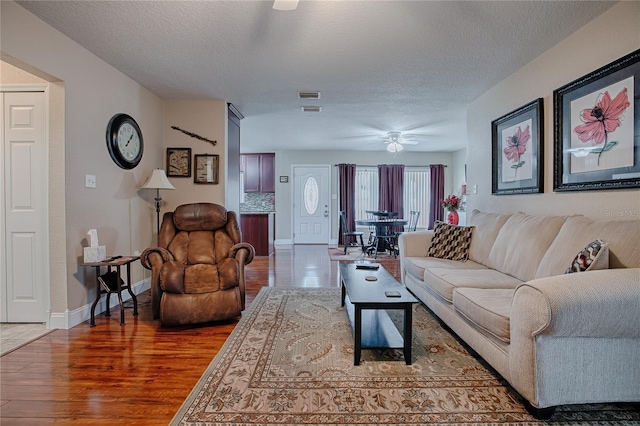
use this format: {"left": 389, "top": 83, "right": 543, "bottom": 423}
{"left": 292, "top": 165, "right": 331, "bottom": 244}
{"left": 0, "top": 89, "right": 49, "bottom": 323}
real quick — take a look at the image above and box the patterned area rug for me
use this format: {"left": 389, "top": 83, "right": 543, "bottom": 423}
{"left": 328, "top": 247, "right": 394, "bottom": 261}
{"left": 171, "top": 288, "right": 640, "bottom": 425}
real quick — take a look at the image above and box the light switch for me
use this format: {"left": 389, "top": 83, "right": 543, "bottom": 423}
{"left": 85, "top": 174, "right": 96, "bottom": 188}
{"left": 472, "top": 184, "right": 478, "bottom": 194}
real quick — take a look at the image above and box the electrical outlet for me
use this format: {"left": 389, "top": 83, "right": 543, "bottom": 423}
{"left": 85, "top": 174, "right": 96, "bottom": 188}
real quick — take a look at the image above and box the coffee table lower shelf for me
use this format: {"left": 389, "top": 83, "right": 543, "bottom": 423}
{"left": 343, "top": 295, "right": 414, "bottom": 365}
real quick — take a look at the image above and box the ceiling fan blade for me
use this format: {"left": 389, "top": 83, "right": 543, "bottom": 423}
{"left": 273, "top": 0, "right": 299, "bottom": 11}
{"left": 400, "top": 140, "right": 419, "bottom": 145}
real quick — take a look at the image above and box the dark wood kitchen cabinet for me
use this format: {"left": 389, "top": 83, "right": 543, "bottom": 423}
{"left": 241, "top": 153, "right": 274, "bottom": 193}
{"left": 240, "top": 213, "right": 275, "bottom": 256}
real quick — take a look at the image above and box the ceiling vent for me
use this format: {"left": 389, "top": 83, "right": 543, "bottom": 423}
{"left": 298, "top": 91, "right": 321, "bottom": 99}
{"left": 301, "top": 106, "right": 322, "bottom": 112}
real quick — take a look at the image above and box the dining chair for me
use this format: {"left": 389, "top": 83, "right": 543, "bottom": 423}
{"left": 407, "top": 210, "right": 420, "bottom": 232}
{"left": 391, "top": 211, "right": 420, "bottom": 257}
{"left": 339, "top": 210, "right": 365, "bottom": 254}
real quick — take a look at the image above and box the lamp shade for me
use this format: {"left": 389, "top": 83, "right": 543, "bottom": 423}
{"left": 141, "top": 169, "right": 175, "bottom": 190}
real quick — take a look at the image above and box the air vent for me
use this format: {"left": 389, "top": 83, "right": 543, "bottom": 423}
{"left": 301, "top": 106, "right": 322, "bottom": 112}
{"left": 298, "top": 91, "right": 321, "bottom": 99}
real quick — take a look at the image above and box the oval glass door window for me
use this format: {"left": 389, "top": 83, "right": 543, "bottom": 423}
{"left": 304, "top": 177, "right": 319, "bottom": 214}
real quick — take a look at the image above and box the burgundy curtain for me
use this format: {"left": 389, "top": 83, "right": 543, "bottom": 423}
{"left": 429, "top": 164, "right": 445, "bottom": 229}
{"left": 378, "top": 164, "right": 404, "bottom": 231}
{"left": 337, "top": 164, "right": 356, "bottom": 246}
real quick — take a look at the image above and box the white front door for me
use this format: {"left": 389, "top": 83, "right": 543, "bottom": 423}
{"left": 0, "top": 91, "right": 48, "bottom": 323}
{"left": 293, "top": 165, "right": 330, "bottom": 244}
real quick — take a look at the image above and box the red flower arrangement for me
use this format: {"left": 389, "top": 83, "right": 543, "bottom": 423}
{"left": 441, "top": 194, "right": 460, "bottom": 211}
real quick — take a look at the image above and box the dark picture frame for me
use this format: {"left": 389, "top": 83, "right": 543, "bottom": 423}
{"left": 492, "top": 98, "right": 544, "bottom": 195}
{"left": 553, "top": 49, "right": 640, "bottom": 192}
{"left": 166, "top": 147, "right": 191, "bottom": 177}
{"left": 194, "top": 154, "right": 219, "bottom": 184}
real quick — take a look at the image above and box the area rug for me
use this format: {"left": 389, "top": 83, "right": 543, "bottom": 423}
{"left": 171, "top": 288, "right": 640, "bottom": 425}
{"left": 328, "top": 247, "right": 394, "bottom": 261}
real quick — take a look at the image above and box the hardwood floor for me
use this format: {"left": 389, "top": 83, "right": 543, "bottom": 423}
{"left": 0, "top": 246, "right": 400, "bottom": 424}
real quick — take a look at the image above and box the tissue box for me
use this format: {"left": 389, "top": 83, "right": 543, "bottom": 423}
{"left": 84, "top": 246, "right": 106, "bottom": 263}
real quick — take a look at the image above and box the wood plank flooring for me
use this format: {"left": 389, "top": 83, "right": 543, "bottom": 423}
{"left": 0, "top": 246, "right": 400, "bottom": 424}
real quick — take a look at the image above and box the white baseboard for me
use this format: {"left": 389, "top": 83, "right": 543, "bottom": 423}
{"left": 48, "top": 277, "right": 151, "bottom": 329}
{"left": 274, "top": 239, "right": 293, "bottom": 249}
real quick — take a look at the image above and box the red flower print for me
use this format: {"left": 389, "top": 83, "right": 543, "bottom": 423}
{"left": 574, "top": 88, "right": 630, "bottom": 145}
{"left": 503, "top": 125, "right": 530, "bottom": 164}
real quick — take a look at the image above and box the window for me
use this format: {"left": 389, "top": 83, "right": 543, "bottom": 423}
{"left": 354, "top": 166, "right": 430, "bottom": 229}
{"left": 403, "top": 168, "right": 430, "bottom": 229}
{"left": 354, "top": 167, "right": 378, "bottom": 220}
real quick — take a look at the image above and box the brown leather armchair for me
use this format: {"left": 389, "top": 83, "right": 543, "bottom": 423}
{"left": 140, "top": 203, "right": 255, "bottom": 326}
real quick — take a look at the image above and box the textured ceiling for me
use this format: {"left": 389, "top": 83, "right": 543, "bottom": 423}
{"left": 16, "top": 1, "right": 614, "bottom": 153}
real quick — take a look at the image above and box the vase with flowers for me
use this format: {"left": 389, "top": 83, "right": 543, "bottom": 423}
{"left": 441, "top": 194, "right": 461, "bottom": 225}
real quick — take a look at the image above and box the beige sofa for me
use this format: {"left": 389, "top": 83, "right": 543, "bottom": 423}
{"left": 398, "top": 210, "right": 640, "bottom": 418}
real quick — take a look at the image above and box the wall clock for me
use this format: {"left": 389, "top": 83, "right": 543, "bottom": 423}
{"left": 106, "top": 113, "right": 143, "bottom": 169}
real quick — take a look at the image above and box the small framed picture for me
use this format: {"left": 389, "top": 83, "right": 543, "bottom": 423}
{"left": 553, "top": 49, "right": 640, "bottom": 191}
{"left": 194, "top": 154, "right": 219, "bottom": 184}
{"left": 166, "top": 147, "right": 191, "bottom": 177}
{"left": 491, "top": 98, "right": 544, "bottom": 195}
{"left": 279, "top": 176, "right": 289, "bottom": 183}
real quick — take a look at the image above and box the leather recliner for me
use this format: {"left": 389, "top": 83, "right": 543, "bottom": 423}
{"left": 140, "top": 203, "right": 255, "bottom": 326}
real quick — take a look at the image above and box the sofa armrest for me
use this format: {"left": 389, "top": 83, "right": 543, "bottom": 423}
{"left": 140, "top": 247, "right": 174, "bottom": 319}
{"left": 229, "top": 242, "right": 255, "bottom": 310}
{"left": 509, "top": 268, "right": 640, "bottom": 407}
{"left": 513, "top": 268, "right": 640, "bottom": 338}
{"left": 397, "top": 230, "right": 433, "bottom": 257}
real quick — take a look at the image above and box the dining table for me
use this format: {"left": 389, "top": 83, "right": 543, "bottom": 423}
{"left": 355, "top": 217, "right": 408, "bottom": 253}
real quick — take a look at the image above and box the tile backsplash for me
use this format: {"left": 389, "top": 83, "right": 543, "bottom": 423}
{"left": 240, "top": 192, "right": 275, "bottom": 212}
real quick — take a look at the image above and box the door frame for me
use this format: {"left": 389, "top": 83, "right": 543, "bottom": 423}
{"left": 291, "top": 164, "right": 332, "bottom": 245}
{"left": 0, "top": 84, "right": 51, "bottom": 325}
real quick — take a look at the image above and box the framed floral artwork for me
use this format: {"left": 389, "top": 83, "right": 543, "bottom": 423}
{"left": 492, "top": 98, "right": 544, "bottom": 195}
{"left": 554, "top": 49, "right": 640, "bottom": 191}
{"left": 166, "top": 147, "right": 191, "bottom": 177}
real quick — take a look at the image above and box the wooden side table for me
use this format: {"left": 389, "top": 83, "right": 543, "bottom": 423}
{"left": 81, "top": 256, "right": 140, "bottom": 327}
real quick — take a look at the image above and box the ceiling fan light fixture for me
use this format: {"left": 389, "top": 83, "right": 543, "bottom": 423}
{"left": 273, "top": 0, "right": 299, "bottom": 11}
{"left": 387, "top": 142, "right": 403, "bottom": 153}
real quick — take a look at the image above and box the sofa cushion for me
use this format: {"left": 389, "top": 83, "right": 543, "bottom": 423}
{"left": 453, "top": 288, "right": 514, "bottom": 343}
{"left": 425, "top": 268, "right": 522, "bottom": 303}
{"left": 565, "top": 239, "right": 609, "bottom": 274}
{"left": 487, "top": 212, "right": 568, "bottom": 281}
{"left": 536, "top": 215, "right": 640, "bottom": 278}
{"left": 468, "top": 210, "right": 513, "bottom": 266}
{"left": 403, "top": 257, "right": 487, "bottom": 283}
{"left": 426, "top": 221, "right": 475, "bottom": 261}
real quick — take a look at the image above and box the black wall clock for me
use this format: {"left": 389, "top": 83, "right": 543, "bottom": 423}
{"left": 106, "top": 113, "right": 143, "bottom": 169}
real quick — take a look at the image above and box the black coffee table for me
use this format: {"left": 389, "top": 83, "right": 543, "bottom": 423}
{"left": 339, "top": 262, "right": 418, "bottom": 365}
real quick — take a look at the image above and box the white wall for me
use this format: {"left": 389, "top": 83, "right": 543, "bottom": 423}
{"left": 1, "top": 1, "right": 165, "bottom": 323}
{"left": 274, "top": 150, "right": 454, "bottom": 243}
{"left": 466, "top": 2, "right": 640, "bottom": 219}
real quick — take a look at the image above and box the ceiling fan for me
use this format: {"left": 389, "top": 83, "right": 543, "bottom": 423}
{"left": 383, "top": 131, "right": 418, "bottom": 153}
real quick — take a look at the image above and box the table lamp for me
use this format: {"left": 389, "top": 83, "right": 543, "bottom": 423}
{"left": 141, "top": 169, "right": 175, "bottom": 241}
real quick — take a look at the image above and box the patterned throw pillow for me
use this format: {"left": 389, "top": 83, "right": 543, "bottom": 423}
{"left": 427, "top": 221, "right": 475, "bottom": 261}
{"left": 565, "top": 239, "right": 609, "bottom": 273}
